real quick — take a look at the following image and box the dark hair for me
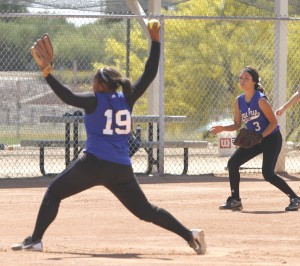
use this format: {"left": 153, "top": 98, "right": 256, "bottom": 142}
{"left": 242, "top": 66, "right": 264, "bottom": 93}
{"left": 95, "top": 67, "right": 133, "bottom": 97}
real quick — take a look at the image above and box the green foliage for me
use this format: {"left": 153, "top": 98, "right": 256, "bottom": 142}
{"left": 161, "top": 0, "right": 278, "bottom": 129}
{"left": 0, "top": 1, "right": 27, "bottom": 19}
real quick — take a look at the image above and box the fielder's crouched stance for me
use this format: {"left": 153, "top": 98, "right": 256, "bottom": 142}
{"left": 211, "top": 66, "right": 300, "bottom": 212}
{"left": 11, "top": 20, "right": 206, "bottom": 255}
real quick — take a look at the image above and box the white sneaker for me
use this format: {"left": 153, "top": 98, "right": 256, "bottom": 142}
{"left": 11, "top": 236, "right": 43, "bottom": 251}
{"left": 187, "top": 229, "right": 206, "bottom": 255}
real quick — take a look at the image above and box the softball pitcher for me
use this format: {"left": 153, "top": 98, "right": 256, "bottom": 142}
{"left": 11, "top": 20, "right": 206, "bottom": 255}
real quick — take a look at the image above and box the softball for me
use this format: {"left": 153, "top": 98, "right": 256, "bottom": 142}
{"left": 147, "top": 19, "right": 160, "bottom": 30}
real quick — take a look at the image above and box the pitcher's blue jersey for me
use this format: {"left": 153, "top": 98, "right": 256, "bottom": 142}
{"left": 84, "top": 92, "right": 131, "bottom": 165}
{"left": 237, "top": 90, "right": 279, "bottom": 135}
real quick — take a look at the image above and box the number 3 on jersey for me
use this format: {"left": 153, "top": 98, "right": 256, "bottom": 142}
{"left": 253, "top": 121, "right": 261, "bottom": 132}
{"left": 103, "top": 109, "right": 131, "bottom": 135}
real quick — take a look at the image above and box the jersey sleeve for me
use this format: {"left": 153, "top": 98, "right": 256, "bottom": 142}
{"left": 127, "top": 41, "right": 161, "bottom": 109}
{"left": 45, "top": 74, "right": 97, "bottom": 113}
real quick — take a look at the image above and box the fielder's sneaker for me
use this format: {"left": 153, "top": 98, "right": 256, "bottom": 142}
{"left": 11, "top": 236, "right": 43, "bottom": 251}
{"left": 219, "top": 196, "right": 243, "bottom": 211}
{"left": 285, "top": 197, "right": 300, "bottom": 211}
{"left": 187, "top": 229, "right": 206, "bottom": 255}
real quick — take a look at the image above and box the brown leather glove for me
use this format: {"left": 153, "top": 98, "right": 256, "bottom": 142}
{"left": 233, "top": 128, "right": 263, "bottom": 148}
{"left": 31, "top": 34, "right": 53, "bottom": 77}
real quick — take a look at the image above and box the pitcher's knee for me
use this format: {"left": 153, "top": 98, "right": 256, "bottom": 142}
{"left": 134, "top": 203, "right": 159, "bottom": 222}
{"left": 44, "top": 189, "right": 61, "bottom": 206}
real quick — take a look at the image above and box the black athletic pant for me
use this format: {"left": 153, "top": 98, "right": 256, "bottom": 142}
{"left": 227, "top": 130, "right": 298, "bottom": 200}
{"left": 31, "top": 153, "right": 191, "bottom": 242}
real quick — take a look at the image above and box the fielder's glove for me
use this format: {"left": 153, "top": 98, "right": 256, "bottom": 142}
{"left": 31, "top": 34, "right": 53, "bottom": 77}
{"left": 233, "top": 128, "right": 263, "bottom": 148}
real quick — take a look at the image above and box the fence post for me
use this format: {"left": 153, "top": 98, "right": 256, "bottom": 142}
{"left": 158, "top": 16, "right": 165, "bottom": 175}
{"left": 274, "top": 0, "right": 288, "bottom": 172}
{"left": 147, "top": 1, "right": 164, "bottom": 174}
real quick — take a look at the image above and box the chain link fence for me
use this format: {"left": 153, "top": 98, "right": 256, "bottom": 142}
{"left": 0, "top": 1, "right": 300, "bottom": 177}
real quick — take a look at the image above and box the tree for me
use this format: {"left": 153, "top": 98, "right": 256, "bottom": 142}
{"left": 0, "top": 0, "right": 28, "bottom": 13}
{"left": 162, "top": 0, "right": 276, "bottom": 128}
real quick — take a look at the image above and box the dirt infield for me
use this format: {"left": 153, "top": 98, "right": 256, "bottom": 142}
{"left": 1, "top": 173, "right": 300, "bottom": 266}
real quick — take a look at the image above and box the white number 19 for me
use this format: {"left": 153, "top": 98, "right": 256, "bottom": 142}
{"left": 103, "top": 109, "right": 131, "bottom": 135}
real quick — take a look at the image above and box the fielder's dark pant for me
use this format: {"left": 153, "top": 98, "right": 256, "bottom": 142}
{"left": 31, "top": 153, "right": 191, "bottom": 242}
{"left": 227, "top": 130, "right": 298, "bottom": 200}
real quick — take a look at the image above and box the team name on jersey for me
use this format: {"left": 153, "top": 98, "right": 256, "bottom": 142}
{"left": 241, "top": 108, "right": 260, "bottom": 124}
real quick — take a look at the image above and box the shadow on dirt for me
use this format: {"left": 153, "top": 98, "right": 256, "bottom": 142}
{"left": 1, "top": 171, "right": 299, "bottom": 189}
{"left": 45, "top": 251, "right": 172, "bottom": 261}
{"left": 241, "top": 210, "right": 287, "bottom": 214}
